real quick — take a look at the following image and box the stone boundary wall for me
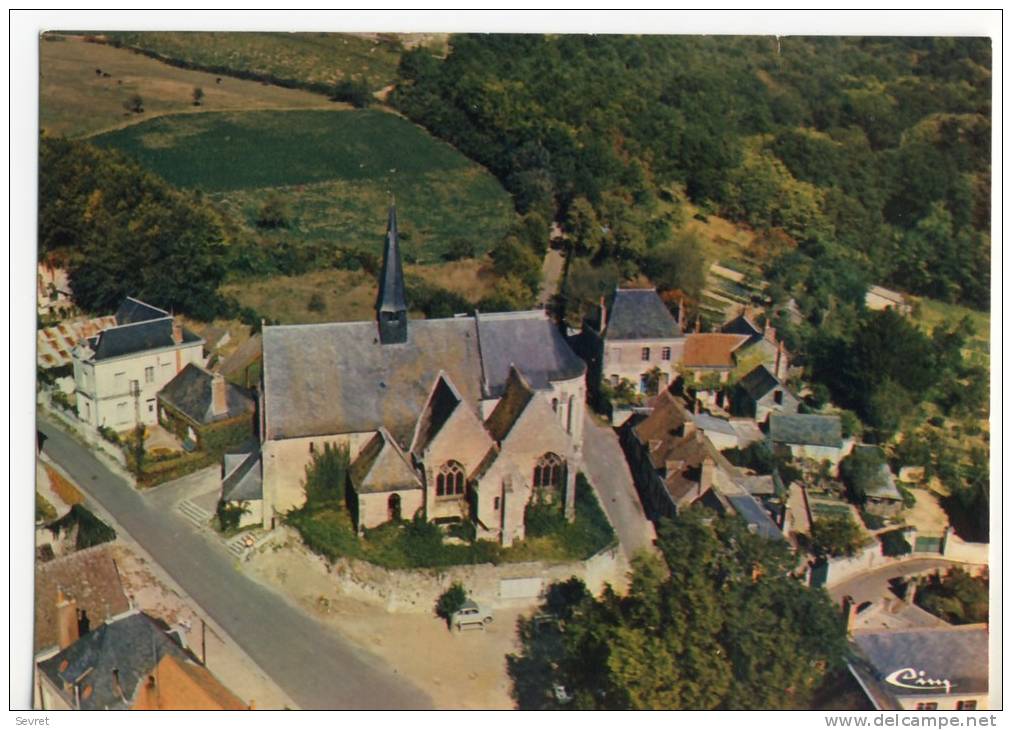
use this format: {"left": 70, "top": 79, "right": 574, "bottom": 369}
{"left": 263, "top": 526, "right": 628, "bottom": 614}
{"left": 40, "top": 396, "right": 130, "bottom": 471}
{"left": 822, "top": 526, "right": 988, "bottom": 589}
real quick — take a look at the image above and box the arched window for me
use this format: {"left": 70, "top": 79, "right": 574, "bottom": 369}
{"left": 533, "top": 452, "right": 565, "bottom": 490}
{"left": 435, "top": 461, "right": 466, "bottom": 497}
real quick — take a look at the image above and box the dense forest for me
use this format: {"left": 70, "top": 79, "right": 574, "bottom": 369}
{"left": 393, "top": 35, "right": 991, "bottom": 311}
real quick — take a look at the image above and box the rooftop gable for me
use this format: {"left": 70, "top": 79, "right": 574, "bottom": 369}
{"left": 683, "top": 333, "right": 750, "bottom": 369}
{"left": 158, "top": 363, "right": 255, "bottom": 424}
{"left": 350, "top": 427, "right": 422, "bottom": 494}
{"left": 484, "top": 366, "right": 536, "bottom": 443}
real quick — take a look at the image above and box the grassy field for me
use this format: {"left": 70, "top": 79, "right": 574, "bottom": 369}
{"left": 92, "top": 109, "right": 515, "bottom": 262}
{"left": 40, "top": 34, "right": 331, "bottom": 138}
{"left": 220, "top": 259, "right": 498, "bottom": 325}
{"left": 913, "top": 297, "right": 991, "bottom": 365}
{"left": 102, "top": 31, "right": 405, "bottom": 92}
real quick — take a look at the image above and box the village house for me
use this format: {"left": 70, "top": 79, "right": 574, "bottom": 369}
{"left": 35, "top": 609, "right": 248, "bottom": 710}
{"left": 246, "top": 207, "right": 587, "bottom": 545}
{"left": 620, "top": 388, "right": 784, "bottom": 540}
{"left": 732, "top": 363, "right": 801, "bottom": 423}
{"left": 680, "top": 332, "right": 750, "bottom": 385}
{"left": 220, "top": 450, "right": 264, "bottom": 529}
{"left": 597, "top": 288, "right": 684, "bottom": 394}
{"left": 848, "top": 624, "right": 989, "bottom": 710}
{"left": 768, "top": 413, "right": 848, "bottom": 466}
{"left": 71, "top": 298, "right": 204, "bottom": 431}
{"left": 157, "top": 364, "right": 255, "bottom": 452}
{"left": 850, "top": 445, "right": 905, "bottom": 517}
{"left": 720, "top": 311, "right": 792, "bottom": 380}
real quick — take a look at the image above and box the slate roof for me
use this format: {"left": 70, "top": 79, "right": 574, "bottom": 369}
{"left": 852, "top": 625, "right": 989, "bottom": 699}
{"left": 114, "top": 297, "right": 169, "bottom": 325}
{"left": 692, "top": 412, "right": 737, "bottom": 436}
{"left": 476, "top": 311, "right": 586, "bottom": 397}
{"left": 83, "top": 318, "right": 202, "bottom": 362}
{"left": 34, "top": 546, "right": 131, "bottom": 653}
{"left": 682, "top": 333, "right": 750, "bottom": 369}
{"left": 725, "top": 492, "right": 783, "bottom": 540}
{"left": 158, "top": 364, "right": 255, "bottom": 425}
{"left": 262, "top": 318, "right": 483, "bottom": 445}
{"left": 262, "top": 311, "right": 585, "bottom": 444}
{"left": 853, "top": 445, "right": 903, "bottom": 501}
{"left": 720, "top": 313, "right": 763, "bottom": 344}
{"left": 37, "top": 611, "right": 192, "bottom": 710}
{"left": 768, "top": 413, "right": 843, "bottom": 448}
{"left": 221, "top": 451, "right": 262, "bottom": 503}
{"left": 605, "top": 288, "right": 681, "bottom": 340}
{"left": 349, "top": 428, "right": 422, "bottom": 494}
{"left": 377, "top": 205, "right": 407, "bottom": 314}
{"left": 485, "top": 367, "right": 535, "bottom": 443}
{"left": 411, "top": 374, "right": 463, "bottom": 457}
{"left": 737, "top": 364, "right": 782, "bottom": 400}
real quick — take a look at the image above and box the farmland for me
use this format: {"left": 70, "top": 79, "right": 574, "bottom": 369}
{"left": 91, "top": 109, "right": 515, "bottom": 263}
{"left": 101, "top": 31, "right": 407, "bottom": 93}
{"left": 40, "top": 34, "right": 331, "bottom": 138}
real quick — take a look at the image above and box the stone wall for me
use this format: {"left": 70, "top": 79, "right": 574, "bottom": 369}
{"left": 259, "top": 526, "right": 628, "bottom": 614}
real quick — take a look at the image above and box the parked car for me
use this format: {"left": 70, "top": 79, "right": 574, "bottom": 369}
{"left": 451, "top": 599, "right": 493, "bottom": 631}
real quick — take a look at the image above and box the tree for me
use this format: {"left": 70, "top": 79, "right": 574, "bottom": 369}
{"left": 838, "top": 446, "right": 886, "bottom": 504}
{"left": 129, "top": 424, "right": 147, "bottom": 478}
{"left": 331, "top": 77, "right": 372, "bottom": 108}
{"left": 192, "top": 86, "right": 204, "bottom": 106}
{"left": 641, "top": 231, "right": 707, "bottom": 300}
{"left": 123, "top": 94, "right": 144, "bottom": 114}
{"left": 915, "top": 567, "right": 988, "bottom": 625}
{"left": 565, "top": 197, "right": 604, "bottom": 256}
{"left": 809, "top": 515, "right": 865, "bottom": 558}
{"left": 509, "top": 509, "right": 848, "bottom": 709}
{"left": 302, "top": 443, "right": 351, "bottom": 509}
{"left": 435, "top": 582, "right": 468, "bottom": 627}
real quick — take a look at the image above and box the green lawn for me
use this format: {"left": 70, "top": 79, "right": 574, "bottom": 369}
{"left": 91, "top": 109, "right": 515, "bottom": 262}
{"left": 102, "top": 31, "right": 404, "bottom": 92}
{"left": 913, "top": 296, "right": 990, "bottom": 366}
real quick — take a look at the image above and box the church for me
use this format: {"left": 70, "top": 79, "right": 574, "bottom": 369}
{"left": 236, "top": 207, "right": 588, "bottom": 546}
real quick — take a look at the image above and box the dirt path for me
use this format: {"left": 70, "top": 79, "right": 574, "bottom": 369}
{"left": 538, "top": 249, "right": 566, "bottom": 307}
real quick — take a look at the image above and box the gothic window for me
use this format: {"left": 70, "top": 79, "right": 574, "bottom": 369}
{"left": 533, "top": 452, "right": 565, "bottom": 490}
{"left": 435, "top": 461, "right": 466, "bottom": 497}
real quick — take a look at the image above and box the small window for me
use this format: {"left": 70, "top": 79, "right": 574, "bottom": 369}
{"left": 641, "top": 347, "right": 651, "bottom": 361}
{"left": 309, "top": 442, "right": 315, "bottom": 454}
{"left": 956, "top": 701, "right": 977, "bottom": 711}
{"left": 114, "top": 371, "right": 126, "bottom": 391}
{"left": 661, "top": 347, "right": 671, "bottom": 361}
{"left": 916, "top": 702, "right": 938, "bottom": 711}
{"left": 116, "top": 402, "right": 128, "bottom": 423}
{"left": 773, "top": 389, "right": 784, "bottom": 405}
{"left": 144, "top": 366, "right": 155, "bottom": 384}
{"left": 494, "top": 497, "right": 500, "bottom": 511}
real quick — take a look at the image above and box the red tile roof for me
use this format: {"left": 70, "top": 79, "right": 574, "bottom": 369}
{"left": 682, "top": 333, "right": 750, "bottom": 369}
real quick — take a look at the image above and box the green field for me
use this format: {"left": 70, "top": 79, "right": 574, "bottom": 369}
{"left": 103, "top": 31, "right": 404, "bottom": 92}
{"left": 92, "top": 109, "right": 515, "bottom": 262}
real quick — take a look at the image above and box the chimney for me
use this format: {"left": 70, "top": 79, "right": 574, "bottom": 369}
{"left": 904, "top": 579, "right": 918, "bottom": 606}
{"left": 211, "top": 372, "right": 228, "bottom": 417}
{"left": 842, "top": 595, "right": 859, "bottom": 633}
{"left": 56, "top": 589, "right": 79, "bottom": 649}
{"left": 599, "top": 296, "right": 608, "bottom": 332}
{"left": 679, "top": 296, "right": 686, "bottom": 333}
{"left": 700, "top": 457, "right": 716, "bottom": 493}
{"left": 775, "top": 340, "right": 785, "bottom": 380}
{"left": 171, "top": 318, "right": 183, "bottom": 345}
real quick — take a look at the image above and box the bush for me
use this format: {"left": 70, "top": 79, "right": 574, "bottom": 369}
{"left": 878, "top": 528, "right": 912, "bottom": 557}
{"left": 307, "top": 292, "right": 326, "bottom": 312}
{"left": 217, "top": 500, "right": 249, "bottom": 532}
{"left": 50, "top": 390, "right": 75, "bottom": 412}
{"left": 915, "top": 568, "right": 989, "bottom": 625}
{"left": 36, "top": 493, "right": 58, "bottom": 524}
{"left": 810, "top": 515, "right": 865, "bottom": 558}
{"left": 97, "top": 425, "right": 121, "bottom": 445}
{"left": 435, "top": 582, "right": 468, "bottom": 625}
{"left": 443, "top": 237, "right": 476, "bottom": 261}
{"left": 330, "top": 78, "right": 373, "bottom": 108}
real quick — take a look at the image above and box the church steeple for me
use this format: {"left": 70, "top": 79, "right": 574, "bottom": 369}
{"left": 377, "top": 204, "right": 408, "bottom": 344}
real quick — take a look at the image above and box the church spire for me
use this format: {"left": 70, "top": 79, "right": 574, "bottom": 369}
{"left": 377, "top": 204, "right": 408, "bottom": 344}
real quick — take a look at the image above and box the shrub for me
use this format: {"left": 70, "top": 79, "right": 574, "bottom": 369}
{"left": 256, "top": 195, "right": 289, "bottom": 229}
{"left": 98, "top": 425, "right": 121, "bottom": 445}
{"left": 443, "top": 237, "right": 476, "bottom": 261}
{"left": 307, "top": 292, "right": 326, "bottom": 312}
{"left": 435, "top": 581, "right": 468, "bottom": 625}
{"left": 330, "top": 78, "right": 373, "bottom": 108}
{"left": 36, "top": 493, "right": 58, "bottom": 524}
{"left": 303, "top": 443, "right": 351, "bottom": 508}
{"left": 879, "top": 528, "right": 912, "bottom": 557}
{"left": 915, "top": 567, "right": 988, "bottom": 624}
{"left": 216, "top": 500, "right": 249, "bottom": 532}
{"left": 810, "top": 515, "right": 865, "bottom": 558}
{"left": 50, "top": 390, "right": 75, "bottom": 412}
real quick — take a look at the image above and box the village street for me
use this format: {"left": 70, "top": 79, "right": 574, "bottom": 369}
{"left": 581, "top": 413, "right": 658, "bottom": 561}
{"left": 36, "top": 417, "right": 434, "bottom": 710}
{"left": 827, "top": 557, "right": 977, "bottom": 607}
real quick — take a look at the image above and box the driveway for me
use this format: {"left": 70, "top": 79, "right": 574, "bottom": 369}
{"left": 581, "top": 413, "right": 657, "bottom": 561}
{"left": 828, "top": 558, "right": 970, "bottom": 606}
{"left": 37, "top": 418, "right": 433, "bottom": 710}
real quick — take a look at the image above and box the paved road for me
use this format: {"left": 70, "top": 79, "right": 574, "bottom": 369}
{"left": 38, "top": 419, "right": 433, "bottom": 710}
{"left": 828, "top": 558, "right": 968, "bottom": 606}
{"left": 581, "top": 413, "right": 657, "bottom": 560}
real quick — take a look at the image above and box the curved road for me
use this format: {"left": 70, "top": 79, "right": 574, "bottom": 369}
{"left": 827, "top": 558, "right": 974, "bottom": 606}
{"left": 38, "top": 418, "right": 433, "bottom": 710}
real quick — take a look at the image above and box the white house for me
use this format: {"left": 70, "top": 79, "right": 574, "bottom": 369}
{"left": 71, "top": 298, "right": 204, "bottom": 431}
{"left": 599, "top": 288, "right": 684, "bottom": 394}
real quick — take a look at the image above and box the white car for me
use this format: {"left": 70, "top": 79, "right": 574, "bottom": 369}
{"left": 451, "top": 600, "right": 494, "bottom": 631}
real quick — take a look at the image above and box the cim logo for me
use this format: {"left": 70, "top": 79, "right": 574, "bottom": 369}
{"left": 884, "top": 668, "right": 955, "bottom": 694}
